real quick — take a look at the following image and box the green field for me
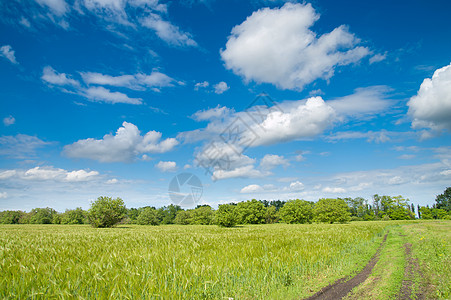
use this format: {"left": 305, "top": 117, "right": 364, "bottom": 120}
{"left": 1, "top": 221, "right": 449, "bottom": 299}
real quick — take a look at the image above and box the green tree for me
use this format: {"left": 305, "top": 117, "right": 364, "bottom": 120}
{"left": 190, "top": 205, "right": 214, "bottom": 225}
{"left": 435, "top": 187, "right": 451, "bottom": 211}
{"left": 0, "top": 210, "right": 25, "bottom": 224}
{"left": 215, "top": 204, "right": 237, "bottom": 227}
{"left": 87, "top": 196, "right": 127, "bottom": 228}
{"left": 175, "top": 210, "right": 193, "bottom": 225}
{"left": 279, "top": 199, "right": 313, "bottom": 224}
{"left": 313, "top": 198, "right": 351, "bottom": 224}
{"left": 29, "top": 207, "right": 58, "bottom": 224}
{"left": 419, "top": 206, "right": 433, "bottom": 219}
{"left": 236, "top": 199, "right": 267, "bottom": 224}
{"left": 136, "top": 207, "right": 159, "bottom": 225}
{"left": 157, "top": 204, "right": 182, "bottom": 224}
{"left": 265, "top": 206, "right": 279, "bottom": 224}
{"left": 61, "top": 207, "right": 86, "bottom": 224}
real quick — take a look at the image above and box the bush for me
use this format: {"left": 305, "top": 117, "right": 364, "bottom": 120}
{"left": 61, "top": 207, "right": 86, "bottom": 224}
{"left": 236, "top": 199, "right": 267, "bottom": 224}
{"left": 0, "top": 210, "right": 25, "bottom": 224}
{"left": 279, "top": 199, "right": 313, "bottom": 224}
{"left": 313, "top": 198, "right": 351, "bottom": 224}
{"left": 87, "top": 196, "right": 127, "bottom": 228}
{"left": 175, "top": 210, "right": 193, "bottom": 225}
{"left": 136, "top": 207, "right": 159, "bottom": 225}
{"left": 29, "top": 207, "right": 59, "bottom": 224}
{"left": 215, "top": 204, "right": 237, "bottom": 227}
{"left": 190, "top": 205, "right": 214, "bottom": 225}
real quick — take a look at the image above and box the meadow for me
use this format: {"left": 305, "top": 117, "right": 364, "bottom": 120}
{"left": 0, "top": 221, "right": 449, "bottom": 299}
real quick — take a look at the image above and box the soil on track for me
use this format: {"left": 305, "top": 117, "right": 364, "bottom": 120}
{"left": 304, "top": 233, "right": 388, "bottom": 300}
{"left": 399, "top": 243, "right": 423, "bottom": 300}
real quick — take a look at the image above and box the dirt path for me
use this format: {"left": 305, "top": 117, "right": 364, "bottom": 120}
{"left": 399, "top": 243, "right": 424, "bottom": 300}
{"left": 304, "top": 233, "right": 388, "bottom": 300}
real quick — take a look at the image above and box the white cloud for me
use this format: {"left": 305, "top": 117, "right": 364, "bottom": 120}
{"left": 214, "top": 81, "right": 229, "bottom": 94}
{"left": 289, "top": 181, "right": 304, "bottom": 191}
{"left": 408, "top": 63, "right": 451, "bottom": 133}
{"left": 36, "top": 0, "right": 68, "bottom": 16}
{"left": 81, "top": 71, "right": 177, "bottom": 90}
{"left": 322, "top": 187, "right": 347, "bottom": 194}
{"left": 398, "top": 154, "right": 416, "bottom": 160}
{"left": 242, "top": 96, "right": 335, "bottom": 146}
{"left": 0, "top": 192, "right": 7, "bottom": 199}
{"left": 240, "top": 184, "right": 263, "bottom": 193}
{"left": 388, "top": 176, "right": 405, "bottom": 185}
{"left": 440, "top": 170, "right": 451, "bottom": 176}
{"left": 194, "top": 81, "right": 209, "bottom": 91}
{"left": 212, "top": 165, "right": 265, "bottom": 180}
{"left": 369, "top": 52, "right": 387, "bottom": 64}
{"left": 0, "top": 134, "right": 52, "bottom": 159}
{"left": 19, "top": 17, "right": 31, "bottom": 28}
{"left": 191, "top": 105, "right": 232, "bottom": 121}
{"left": 260, "top": 154, "right": 289, "bottom": 170}
{"left": 141, "top": 13, "right": 197, "bottom": 47}
{"left": 43, "top": 66, "right": 179, "bottom": 105}
{"left": 326, "top": 130, "right": 392, "bottom": 143}
{"left": 24, "top": 166, "right": 99, "bottom": 182}
{"left": 221, "top": 3, "right": 369, "bottom": 90}
{"left": 64, "top": 121, "right": 178, "bottom": 162}
{"left": 156, "top": 161, "right": 177, "bottom": 172}
{"left": 3, "top": 115, "right": 15, "bottom": 126}
{"left": 0, "top": 170, "right": 17, "bottom": 180}
{"left": 42, "top": 66, "right": 80, "bottom": 86}
{"left": 328, "top": 86, "right": 392, "bottom": 118}
{"left": 0, "top": 45, "right": 18, "bottom": 64}
{"left": 82, "top": 86, "right": 142, "bottom": 104}
{"left": 106, "top": 178, "right": 119, "bottom": 184}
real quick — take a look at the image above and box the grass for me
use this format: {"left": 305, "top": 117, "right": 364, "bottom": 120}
{"left": 345, "top": 221, "right": 451, "bottom": 300}
{"left": 0, "top": 222, "right": 390, "bottom": 299}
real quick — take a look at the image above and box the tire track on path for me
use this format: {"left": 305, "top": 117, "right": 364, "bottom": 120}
{"left": 304, "top": 233, "right": 388, "bottom": 300}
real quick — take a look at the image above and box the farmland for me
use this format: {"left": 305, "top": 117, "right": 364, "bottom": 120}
{"left": 0, "top": 221, "right": 449, "bottom": 299}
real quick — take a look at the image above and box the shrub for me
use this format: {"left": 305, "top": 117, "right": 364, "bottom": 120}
{"left": 215, "top": 204, "right": 237, "bottom": 227}
{"left": 61, "top": 207, "right": 86, "bottom": 224}
{"left": 313, "top": 198, "right": 351, "bottom": 224}
{"left": 279, "top": 199, "right": 313, "bottom": 224}
{"left": 136, "top": 207, "right": 160, "bottom": 225}
{"left": 87, "top": 196, "right": 127, "bottom": 228}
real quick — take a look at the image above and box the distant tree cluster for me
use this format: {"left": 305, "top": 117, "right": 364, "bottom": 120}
{"left": 1, "top": 187, "right": 450, "bottom": 227}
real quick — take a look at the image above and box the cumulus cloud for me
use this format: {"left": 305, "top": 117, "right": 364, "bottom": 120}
{"left": 155, "top": 161, "right": 177, "bottom": 172}
{"left": 3, "top": 115, "right": 15, "bottom": 126}
{"left": 242, "top": 96, "right": 335, "bottom": 146}
{"left": 221, "top": 3, "right": 369, "bottom": 90}
{"left": 24, "top": 166, "right": 99, "bottom": 182}
{"left": 194, "top": 81, "right": 209, "bottom": 91}
{"left": 260, "top": 154, "right": 289, "bottom": 170}
{"left": 289, "top": 181, "right": 304, "bottom": 191}
{"left": 214, "top": 81, "right": 229, "bottom": 94}
{"left": 408, "top": 63, "right": 451, "bottom": 133}
{"left": 240, "top": 184, "right": 264, "bottom": 193}
{"left": 0, "top": 45, "right": 18, "bottom": 64}
{"left": 191, "top": 105, "right": 232, "bottom": 121}
{"left": 64, "top": 121, "right": 178, "bottom": 162}
{"left": 326, "top": 130, "right": 392, "bottom": 143}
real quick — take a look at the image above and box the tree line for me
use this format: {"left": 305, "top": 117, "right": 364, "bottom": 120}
{"left": 1, "top": 187, "right": 450, "bottom": 227}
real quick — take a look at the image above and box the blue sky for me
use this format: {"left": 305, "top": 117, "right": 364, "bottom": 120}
{"left": 1, "top": 0, "right": 450, "bottom": 211}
